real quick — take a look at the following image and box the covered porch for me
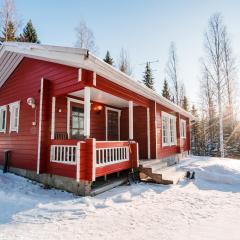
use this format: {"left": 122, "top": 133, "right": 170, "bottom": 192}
{"left": 46, "top": 85, "right": 150, "bottom": 183}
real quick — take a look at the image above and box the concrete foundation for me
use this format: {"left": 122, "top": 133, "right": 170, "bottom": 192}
{"left": 0, "top": 165, "right": 92, "bottom": 196}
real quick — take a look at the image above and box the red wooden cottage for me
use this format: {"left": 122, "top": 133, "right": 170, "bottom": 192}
{"left": 0, "top": 42, "right": 194, "bottom": 195}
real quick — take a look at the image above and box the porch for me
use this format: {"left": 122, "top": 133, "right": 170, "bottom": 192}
{"left": 45, "top": 85, "right": 149, "bottom": 184}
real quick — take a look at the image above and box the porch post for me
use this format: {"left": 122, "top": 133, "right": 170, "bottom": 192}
{"left": 84, "top": 87, "right": 91, "bottom": 138}
{"left": 51, "top": 96, "right": 56, "bottom": 140}
{"left": 129, "top": 101, "right": 133, "bottom": 140}
{"left": 147, "top": 107, "right": 151, "bottom": 159}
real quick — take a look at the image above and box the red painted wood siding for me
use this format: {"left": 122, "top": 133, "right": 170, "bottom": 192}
{"left": 0, "top": 58, "right": 81, "bottom": 171}
{"left": 155, "top": 103, "right": 190, "bottom": 159}
{"left": 120, "top": 106, "right": 148, "bottom": 159}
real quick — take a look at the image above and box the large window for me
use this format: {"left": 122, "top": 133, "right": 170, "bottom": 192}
{"left": 180, "top": 119, "right": 186, "bottom": 138}
{"left": 162, "top": 112, "right": 176, "bottom": 146}
{"left": 9, "top": 101, "right": 20, "bottom": 133}
{"left": 0, "top": 105, "right": 7, "bottom": 133}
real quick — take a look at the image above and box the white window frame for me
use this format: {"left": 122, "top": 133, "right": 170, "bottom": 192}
{"left": 67, "top": 97, "right": 85, "bottom": 139}
{"left": 162, "top": 113, "right": 169, "bottom": 146}
{"left": 180, "top": 119, "right": 186, "bottom": 139}
{"left": 9, "top": 101, "right": 20, "bottom": 133}
{"left": 0, "top": 105, "right": 7, "bottom": 133}
{"left": 162, "top": 111, "right": 177, "bottom": 147}
{"left": 105, "top": 107, "right": 121, "bottom": 141}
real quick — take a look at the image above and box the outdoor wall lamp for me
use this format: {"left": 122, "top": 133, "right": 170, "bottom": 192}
{"left": 27, "top": 97, "right": 36, "bottom": 109}
{"left": 27, "top": 97, "right": 37, "bottom": 126}
{"left": 94, "top": 105, "right": 103, "bottom": 114}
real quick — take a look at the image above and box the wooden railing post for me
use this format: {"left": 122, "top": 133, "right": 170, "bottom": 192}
{"left": 85, "top": 138, "right": 96, "bottom": 182}
{"left": 76, "top": 141, "right": 81, "bottom": 182}
{"left": 130, "top": 142, "right": 139, "bottom": 168}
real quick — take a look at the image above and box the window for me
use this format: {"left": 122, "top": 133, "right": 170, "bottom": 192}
{"left": 180, "top": 119, "right": 186, "bottom": 138}
{"left": 162, "top": 115, "right": 168, "bottom": 145}
{"left": 169, "top": 117, "right": 176, "bottom": 145}
{"left": 0, "top": 105, "right": 7, "bottom": 133}
{"left": 71, "top": 106, "right": 84, "bottom": 140}
{"left": 162, "top": 112, "right": 176, "bottom": 146}
{"left": 9, "top": 101, "right": 20, "bottom": 133}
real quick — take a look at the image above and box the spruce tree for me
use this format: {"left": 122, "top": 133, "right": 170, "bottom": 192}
{"left": 103, "top": 50, "right": 114, "bottom": 65}
{"left": 142, "top": 62, "right": 154, "bottom": 90}
{"left": 1, "top": 21, "right": 16, "bottom": 42}
{"left": 18, "top": 20, "right": 40, "bottom": 43}
{"left": 162, "top": 79, "right": 171, "bottom": 100}
{"left": 191, "top": 105, "right": 200, "bottom": 155}
{"left": 182, "top": 96, "right": 189, "bottom": 111}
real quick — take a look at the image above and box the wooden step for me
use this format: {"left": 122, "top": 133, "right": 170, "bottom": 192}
{"left": 139, "top": 166, "right": 162, "bottom": 183}
{"left": 139, "top": 160, "right": 186, "bottom": 185}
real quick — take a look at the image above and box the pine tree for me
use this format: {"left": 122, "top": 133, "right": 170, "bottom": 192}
{"left": 182, "top": 96, "right": 189, "bottom": 111}
{"left": 162, "top": 79, "right": 171, "bottom": 100}
{"left": 1, "top": 21, "right": 16, "bottom": 41}
{"left": 18, "top": 20, "right": 40, "bottom": 43}
{"left": 103, "top": 51, "right": 114, "bottom": 65}
{"left": 142, "top": 62, "right": 154, "bottom": 90}
{"left": 191, "top": 105, "right": 201, "bottom": 155}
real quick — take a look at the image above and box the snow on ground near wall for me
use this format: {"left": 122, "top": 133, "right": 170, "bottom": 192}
{"left": 1, "top": 156, "right": 240, "bottom": 240}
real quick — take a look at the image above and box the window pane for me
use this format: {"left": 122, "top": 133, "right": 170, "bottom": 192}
{"left": 71, "top": 106, "right": 84, "bottom": 139}
{"left": 2, "top": 111, "right": 5, "bottom": 129}
{"left": 14, "top": 107, "right": 18, "bottom": 128}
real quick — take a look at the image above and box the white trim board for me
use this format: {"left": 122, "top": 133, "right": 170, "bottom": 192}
{"left": 67, "top": 97, "right": 85, "bottom": 139}
{"left": 51, "top": 97, "right": 56, "bottom": 140}
{"left": 37, "top": 78, "right": 44, "bottom": 174}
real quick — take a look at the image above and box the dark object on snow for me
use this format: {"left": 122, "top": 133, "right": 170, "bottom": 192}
{"left": 186, "top": 171, "right": 191, "bottom": 179}
{"left": 3, "top": 150, "right": 11, "bottom": 173}
{"left": 190, "top": 171, "right": 195, "bottom": 179}
{"left": 128, "top": 169, "right": 140, "bottom": 185}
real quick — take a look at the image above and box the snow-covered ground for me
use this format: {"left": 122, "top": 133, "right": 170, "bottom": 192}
{"left": 1, "top": 156, "right": 240, "bottom": 240}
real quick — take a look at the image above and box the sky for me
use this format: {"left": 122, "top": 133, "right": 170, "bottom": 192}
{"left": 2, "top": 0, "right": 240, "bottom": 106}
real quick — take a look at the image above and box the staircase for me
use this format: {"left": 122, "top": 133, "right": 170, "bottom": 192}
{"left": 139, "top": 158, "right": 186, "bottom": 184}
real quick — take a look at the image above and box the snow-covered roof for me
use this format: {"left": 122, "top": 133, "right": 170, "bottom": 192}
{"left": 0, "top": 42, "right": 194, "bottom": 119}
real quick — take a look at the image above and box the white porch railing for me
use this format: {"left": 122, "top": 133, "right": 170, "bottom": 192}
{"left": 50, "top": 145, "right": 77, "bottom": 165}
{"left": 96, "top": 145, "right": 129, "bottom": 167}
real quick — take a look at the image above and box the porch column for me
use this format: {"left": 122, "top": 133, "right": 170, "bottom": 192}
{"left": 147, "top": 107, "right": 150, "bottom": 159}
{"left": 84, "top": 87, "right": 91, "bottom": 138}
{"left": 51, "top": 96, "right": 56, "bottom": 140}
{"left": 129, "top": 101, "right": 133, "bottom": 140}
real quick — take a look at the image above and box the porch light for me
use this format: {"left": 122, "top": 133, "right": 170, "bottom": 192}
{"left": 93, "top": 105, "right": 103, "bottom": 114}
{"left": 27, "top": 97, "right": 35, "bottom": 109}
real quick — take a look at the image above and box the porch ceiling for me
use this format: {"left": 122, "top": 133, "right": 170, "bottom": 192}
{"left": 69, "top": 88, "right": 136, "bottom": 108}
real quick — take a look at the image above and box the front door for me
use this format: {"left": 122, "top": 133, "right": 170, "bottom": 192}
{"left": 71, "top": 106, "right": 84, "bottom": 140}
{"left": 107, "top": 109, "right": 120, "bottom": 141}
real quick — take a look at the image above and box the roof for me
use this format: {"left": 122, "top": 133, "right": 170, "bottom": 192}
{"left": 0, "top": 42, "right": 195, "bottom": 120}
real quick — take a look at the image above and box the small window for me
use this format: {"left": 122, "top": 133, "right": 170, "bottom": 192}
{"left": 162, "top": 115, "right": 168, "bottom": 146}
{"left": 162, "top": 112, "right": 176, "bottom": 146}
{"left": 0, "top": 105, "right": 7, "bottom": 133}
{"left": 180, "top": 119, "right": 186, "bottom": 138}
{"left": 169, "top": 117, "right": 176, "bottom": 145}
{"left": 9, "top": 101, "right": 20, "bottom": 133}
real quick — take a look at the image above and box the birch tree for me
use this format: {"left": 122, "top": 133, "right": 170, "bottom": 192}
{"left": 202, "top": 13, "right": 226, "bottom": 157}
{"left": 75, "top": 19, "right": 97, "bottom": 53}
{"left": 166, "top": 42, "right": 180, "bottom": 105}
{"left": 118, "top": 48, "right": 132, "bottom": 75}
{"left": 222, "top": 29, "right": 237, "bottom": 130}
{"left": 0, "top": 0, "right": 19, "bottom": 42}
